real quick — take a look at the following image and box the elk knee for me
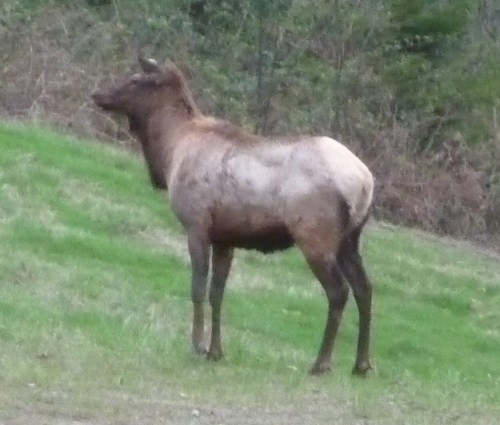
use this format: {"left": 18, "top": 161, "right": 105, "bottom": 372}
{"left": 326, "top": 264, "right": 349, "bottom": 304}
{"left": 350, "top": 270, "right": 372, "bottom": 301}
{"left": 330, "top": 282, "right": 349, "bottom": 307}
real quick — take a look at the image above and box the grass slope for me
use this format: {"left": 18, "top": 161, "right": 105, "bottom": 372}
{"left": 0, "top": 121, "right": 499, "bottom": 424}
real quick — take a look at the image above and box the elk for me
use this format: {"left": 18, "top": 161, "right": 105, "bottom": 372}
{"left": 92, "top": 55, "right": 375, "bottom": 376}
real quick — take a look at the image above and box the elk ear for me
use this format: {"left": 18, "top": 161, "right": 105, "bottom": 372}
{"left": 138, "top": 54, "right": 162, "bottom": 74}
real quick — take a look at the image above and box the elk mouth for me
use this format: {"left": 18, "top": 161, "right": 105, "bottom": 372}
{"left": 91, "top": 92, "right": 116, "bottom": 111}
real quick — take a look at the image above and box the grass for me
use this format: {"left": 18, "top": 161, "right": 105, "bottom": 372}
{"left": 0, "top": 120, "right": 499, "bottom": 424}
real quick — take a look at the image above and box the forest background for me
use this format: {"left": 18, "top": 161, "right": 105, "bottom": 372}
{"left": 1, "top": 0, "right": 500, "bottom": 249}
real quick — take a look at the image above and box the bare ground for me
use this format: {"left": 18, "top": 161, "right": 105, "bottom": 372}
{"left": 0, "top": 388, "right": 356, "bottom": 425}
{"left": 2, "top": 386, "right": 499, "bottom": 425}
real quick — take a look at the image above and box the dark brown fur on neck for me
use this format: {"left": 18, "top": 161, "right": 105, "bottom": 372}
{"left": 92, "top": 59, "right": 201, "bottom": 190}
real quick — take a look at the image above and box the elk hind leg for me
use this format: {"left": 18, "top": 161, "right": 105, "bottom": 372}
{"left": 299, "top": 239, "right": 349, "bottom": 375}
{"left": 338, "top": 227, "right": 373, "bottom": 376}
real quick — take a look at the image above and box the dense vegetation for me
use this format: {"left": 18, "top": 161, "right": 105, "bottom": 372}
{"left": 1, "top": 0, "right": 499, "bottom": 248}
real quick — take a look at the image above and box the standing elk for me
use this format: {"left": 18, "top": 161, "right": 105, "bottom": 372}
{"left": 92, "top": 55, "right": 375, "bottom": 376}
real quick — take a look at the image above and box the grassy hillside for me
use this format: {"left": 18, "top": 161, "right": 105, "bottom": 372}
{"left": 0, "top": 121, "right": 499, "bottom": 424}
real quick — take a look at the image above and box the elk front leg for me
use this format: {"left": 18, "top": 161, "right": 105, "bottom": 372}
{"left": 187, "top": 230, "right": 210, "bottom": 355}
{"left": 207, "top": 244, "right": 234, "bottom": 361}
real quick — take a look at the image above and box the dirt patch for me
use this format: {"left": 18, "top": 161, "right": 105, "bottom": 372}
{"left": 3, "top": 390, "right": 499, "bottom": 425}
{"left": 1, "top": 389, "right": 353, "bottom": 425}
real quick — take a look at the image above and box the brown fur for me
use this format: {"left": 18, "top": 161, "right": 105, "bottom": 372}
{"left": 92, "top": 55, "right": 375, "bottom": 376}
{"left": 190, "top": 117, "right": 259, "bottom": 144}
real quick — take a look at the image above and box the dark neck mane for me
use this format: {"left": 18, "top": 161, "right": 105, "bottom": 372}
{"left": 178, "top": 83, "right": 200, "bottom": 117}
{"left": 126, "top": 62, "right": 200, "bottom": 190}
{"left": 166, "top": 63, "right": 201, "bottom": 118}
{"left": 128, "top": 111, "right": 170, "bottom": 190}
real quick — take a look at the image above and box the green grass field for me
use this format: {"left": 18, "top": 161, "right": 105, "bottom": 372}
{"left": 0, "top": 120, "right": 499, "bottom": 424}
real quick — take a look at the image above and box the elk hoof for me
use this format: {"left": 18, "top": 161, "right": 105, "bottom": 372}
{"left": 308, "top": 361, "right": 331, "bottom": 376}
{"left": 352, "top": 361, "right": 373, "bottom": 377}
{"left": 206, "top": 347, "right": 224, "bottom": 361}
